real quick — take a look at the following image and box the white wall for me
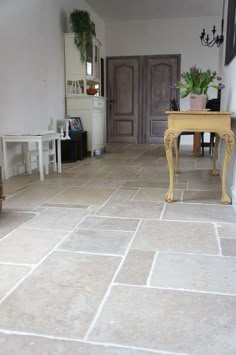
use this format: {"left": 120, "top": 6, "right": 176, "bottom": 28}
{"left": 0, "top": 0, "right": 105, "bottom": 176}
{"left": 219, "top": 39, "right": 236, "bottom": 210}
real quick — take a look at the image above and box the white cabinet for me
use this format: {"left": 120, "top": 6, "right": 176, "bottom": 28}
{"left": 64, "top": 33, "right": 106, "bottom": 156}
{"left": 66, "top": 96, "right": 106, "bottom": 157}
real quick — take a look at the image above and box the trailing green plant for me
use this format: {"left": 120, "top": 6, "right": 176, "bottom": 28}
{"left": 70, "top": 9, "right": 93, "bottom": 63}
{"left": 170, "top": 65, "right": 224, "bottom": 98}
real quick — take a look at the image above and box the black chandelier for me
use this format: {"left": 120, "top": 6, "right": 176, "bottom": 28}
{"left": 200, "top": 0, "right": 225, "bottom": 47}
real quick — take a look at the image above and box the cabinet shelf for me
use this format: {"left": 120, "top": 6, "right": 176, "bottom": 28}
{"left": 64, "top": 33, "right": 101, "bottom": 96}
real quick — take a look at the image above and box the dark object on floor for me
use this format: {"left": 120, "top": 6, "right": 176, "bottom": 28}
{"left": 61, "top": 131, "right": 88, "bottom": 162}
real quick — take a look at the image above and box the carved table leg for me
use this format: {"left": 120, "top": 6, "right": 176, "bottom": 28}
{"left": 212, "top": 134, "right": 220, "bottom": 176}
{"left": 220, "top": 131, "right": 234, "bottom": 204}
{"left": 174, "top": 136, "right": 180, "bottom": 174}
{"left": 164, "top": 129, "right": 176, "bottom": 202}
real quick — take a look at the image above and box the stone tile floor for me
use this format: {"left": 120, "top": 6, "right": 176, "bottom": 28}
{"left": 0, "top": 144, "right": 236, "bottom": 354}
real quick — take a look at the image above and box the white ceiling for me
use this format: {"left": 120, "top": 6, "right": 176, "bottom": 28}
{"left": 84, "top": 0, "right": 223, "bottom": 21}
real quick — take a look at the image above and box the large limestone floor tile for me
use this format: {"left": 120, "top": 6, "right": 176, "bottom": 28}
{"left": 217, "top": 223, "right": 236, "bottom": 238}
{"left": 0, "top": 212, "right": 35, "bottom": 239}
{"left": 36, "top": 177, "right": 87, "bottom": 187}
{"left": 183, "top": 190, "right": 221, "bottom": 204}
{"left": 122, "top": 180, "right": 187, "bottom": 190}
{"left": 134, "top": 188, "right": 182, "bottom": 202}
{"left": 109, "top": 188, "right": 139, "bottom": 202}
{"left": 220, "top": 238, "right": 236, "bottom": 256}
{"left": 47, "top": 187, "right": 116, "bottom": 205}
{"left": 0, "top": 264, "right": 30, "bottom": 299}
{"left": 0, "top": 252, "right": 120, "bottom": 338}
{"left": 0, "top": 334, "right": 157, "bottom": 355}
{"left": 78, "top": 216, "right": 139, "bottom": 231}
{"left": 132, "top": 220, "right": 219, "bottom": 254}
{"left": 3, "top": 185, "right": 66, "bottom": 211}
{"left": 115, "top": 250, "right": 154, "bottom": 285}
{"left": 195, "top": 156, "right": 212, "bottom": 169}
{"left": 163, "top": 203, "right": 236, "bottom": 223}
{"left": 58, "top": 229, "right": 133, "bottom": 255}
{"left": 187, "top": 179, "right": 222, "bottom": 191}
{"left": 85, "top": 179, "right": 125, "bottom": 188}
{"left": 177, "top": 169, "right": 221, "bottom": 182}
{"left": 0, "top": 228, "right": 67, "bottom": 264}
{"left": 3, "top": 182, "right": 29, "bottom": 197}
{"left": 97, "top": 201, "right": 164, "bottom": 219}
{"left": 23, "top": 207, "right": 89, "bottom": 231}
{"left": 89, "top": 285, "right": 236, "bottom": 354}
{"left": 150, "top": 253, "right": 236, "bottom": 294}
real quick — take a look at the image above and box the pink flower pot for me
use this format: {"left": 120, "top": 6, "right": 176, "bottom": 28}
{"left": 190, "top": 94, "right": 207, "bottom": 110}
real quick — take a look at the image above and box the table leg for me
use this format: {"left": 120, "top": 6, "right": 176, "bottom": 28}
{"left": 57, "top": 139, "right": 62, "bottom": 173}
{"left": 52, "top": 139, "right": 57, "bottom": 172}
{"left": 174, "top": 136, "right": 180, "bottom": 174}
{"left": 2, "top": 139, "right": 8, "bottom": 179}
{"left": 164, "top": 129, "right": 175, "bottom": 202}
{"left": 38, "top": 140, "right": 44, "bottom": 181}
{"left": 212, "top": 134, "right": 220, "bottom": 176}
{"left": 219, "top": 131, "right": 234, "bottom": 204}
{"left": 193, "top": 132, "right": 201, "bottom": 157}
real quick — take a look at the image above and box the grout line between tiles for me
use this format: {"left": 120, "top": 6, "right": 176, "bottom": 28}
{"left": 89, "top": 186, "right": 122, "bottom": 216}
{"left": 84, "top": 219, "right": 143, "bottom": 341}
{"left": 19, "top": 226, "right": 72, "bottom": 233}
{"left": 219, "top": 236, "right": 236, "bottom": 239}
{"left": 112, "top": 283, "right": 236, "bottom": 297}
{"left": 0, "top": 262, "right": 35, "bottom": 267}
{"left": 139, "top": 250, "right": 236, "bottom": 258}
{"left": 213, "top": 223, "right": 222, "bottom": 255}
{"left": 75, "top": 227, "right": 136, "bottom": 233}
{"left": 0, "top": 329, "right": 187, "bottom": 355}
{"left": 146, "top": 252, "right": 159, "bottom": 286}
{"left": 159, "top": 202, "right": 167, "bottom": 220}
{"left": 56, "top": 249, "right": 123, "bottom": 258}
{"left": 130, "top": 187, "right": 141, "bottom": 201}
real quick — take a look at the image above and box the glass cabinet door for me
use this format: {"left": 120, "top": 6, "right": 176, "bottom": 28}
{"left": 94, "top": 43, "right": 99, "bottom": 80}
{"left": 86, "top": 42, "right": 93, "bottom": 77}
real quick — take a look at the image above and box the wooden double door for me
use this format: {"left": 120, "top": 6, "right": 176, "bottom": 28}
{"left": 107, "top": 55, "right": 180, "bottom": 144}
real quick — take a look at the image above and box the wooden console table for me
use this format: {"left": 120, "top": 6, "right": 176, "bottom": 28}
{"left": 164, "top": 111, "right": 234, "bottom": 204}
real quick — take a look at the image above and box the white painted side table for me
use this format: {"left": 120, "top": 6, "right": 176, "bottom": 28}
{"left": 1, "top": 132, "right": 62, "bottom": 181}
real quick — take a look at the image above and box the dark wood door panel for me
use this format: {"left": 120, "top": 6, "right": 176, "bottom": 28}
{"left": 144, "top": 55, "right": 180, "bottom": 144}
{"left": 107, "top": 58, "right": 139, "bottom": 143}
{"left": 107, "top": 55, "right": 180, "bottom": 144}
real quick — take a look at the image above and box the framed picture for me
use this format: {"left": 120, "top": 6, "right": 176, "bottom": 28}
{"left": 69, "top": 117, "right": 83, "bottom": 131}
{"left": 225, "top": 0, "right": 236, "bottom": 65}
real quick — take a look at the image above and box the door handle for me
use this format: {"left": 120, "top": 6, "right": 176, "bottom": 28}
{"left": 109, "top": 99, "right": 116, "bottom": 111}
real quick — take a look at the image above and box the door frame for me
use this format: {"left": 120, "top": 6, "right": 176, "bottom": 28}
{"left": 106, "top": 54, "right": 181, "bottom": 144}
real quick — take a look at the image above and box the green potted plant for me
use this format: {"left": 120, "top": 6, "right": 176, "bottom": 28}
{"left": 171, "top": 65, "right": 224, "bottom": 109}
{"left": 69, "top": 10, "right": 94, "bottom": 63}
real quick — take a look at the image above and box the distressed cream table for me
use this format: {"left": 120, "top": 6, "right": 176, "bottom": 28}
{"left": 164, "top": 111, "right": 234, "bottom": 204}
{"left": 1, "top": 132, "right": 62, "bottom": 181}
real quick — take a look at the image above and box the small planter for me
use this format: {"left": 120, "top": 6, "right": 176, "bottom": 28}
{"left": 190, "top": 94, "right": 207, "bottom": 110}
